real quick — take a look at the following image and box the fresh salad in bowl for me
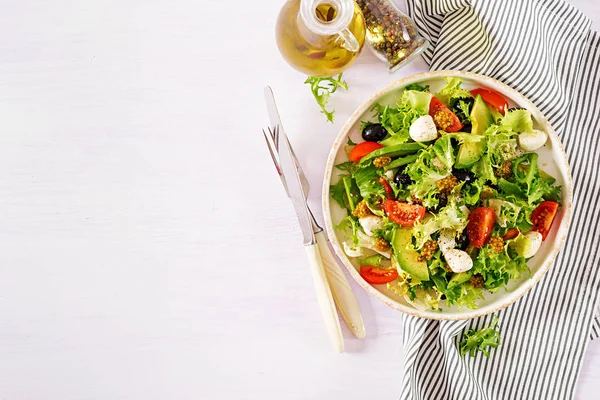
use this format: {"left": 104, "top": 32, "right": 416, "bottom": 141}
{"left": 330, "top": 77, "right": 561, "bottom": 311}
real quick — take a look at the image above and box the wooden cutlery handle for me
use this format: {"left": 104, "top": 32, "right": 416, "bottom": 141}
{"left": 315, "top": 231, "right": 366, "bottom": 339}
{"left": 305, "top": 243, "right": 344, "bottom": 353}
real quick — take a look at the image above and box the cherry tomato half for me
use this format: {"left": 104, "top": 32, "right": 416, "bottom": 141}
{"left": 429, "top": 96, "right": 463, "bottom": 132}
{"left": 531, "top": 201, "right": 559, "bottom": 240}
{"left": 349, "top": 142, "right": 384, "bottom": 163}
{"left": 502, "top": 228, "right": 520, "bottom": 241}
{"left": 384, "top": 200, "right": 426, "bottom": 226}
{"left": 467, "top": 207, "right": 496, "bottom": 248}
{"left": 359, "top": 266, "right": 399, "bottom": 284}
{"left": 470, "top": 88, "right": 509, "bottom": 115}
{"left": 378, "top": 176, "right": 394, "bottom": 199}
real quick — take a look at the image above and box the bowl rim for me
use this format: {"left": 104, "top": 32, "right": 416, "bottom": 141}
{"left": 321, "top": 70, "right": 573, "bottom": 320}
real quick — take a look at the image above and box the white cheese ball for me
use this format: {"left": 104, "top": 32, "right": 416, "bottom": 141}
{"left": 522, "top": 231, "right": 543, "bottom": 258}
{"left": 518, "top": 129, "right": 548, "bottom": 151}
{"left": 444, "top": 249, "right": 473, "bottom": 273}
{"left": 359, "top": 215, "right": 384, "bottom": 237}
{"left": 409, "top": 115, "right": 438, "bottom": 142}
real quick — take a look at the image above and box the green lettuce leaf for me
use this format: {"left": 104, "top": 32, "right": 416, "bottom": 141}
{"left": 405, "top": 83, "right": 430, "bottom": 92}
{"left": 335, "top": 215, "right": 361, "bottom": 246}
{"left": 405, "top": 135, "right": 455, "bottom": 207}
{"left": 501, "top": 109, "right": 533, "bottom": 133}
{"left": 412, "top": 198, "right": 468, "bottom": 249}
{"left": 435, "top": 77, "right": 472, "bottom": 106}
{"left": 374, "top": 90, "right": 433, "bottom": 146}
{"left": 459, "top": 315, "right": 501, "bottom": 357}
{"left": 472, "top": 246, "right": 529, "bottom": 291}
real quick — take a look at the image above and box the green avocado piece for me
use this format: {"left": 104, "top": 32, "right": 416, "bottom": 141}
{"left": 448, "top": 271, "right": 473, "bottom": 288}
{"left": 391, "top": 227, "right": 430, "bottom": 281}
{"left": 470, "top": 94, "right": 494, "bottom": 135}
{"left": 454, "top": 95, "right": 492, "bottom": 168}
{"left": 455, "top": 140, "right": 486, "bottom": 168}
{"left": 487, "top": 104, "right": 503, "bottom": 123}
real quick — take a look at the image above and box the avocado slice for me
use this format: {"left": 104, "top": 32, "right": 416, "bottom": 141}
{"left": 391, "top": 227, "right": 429, "bottom": 281}
{"left": 455, "top": 140, "right": 486, "bottom": 169}
{"left": 447, "top": 271, "right": 473, "bottom": 288}
{"left": 454, "top": 95, "right": 492, "bottom": 168}
{"left": 470, "top": 94, "right": 494, "bottom": 135}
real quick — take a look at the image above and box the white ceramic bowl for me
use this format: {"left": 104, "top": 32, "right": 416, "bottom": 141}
{"left": 322, "top": 70, "right": 573, "bottom": 320}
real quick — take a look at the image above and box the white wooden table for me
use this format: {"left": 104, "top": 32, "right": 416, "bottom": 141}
{"left": 0, "top": 1, "right": 597, "bottom": 399}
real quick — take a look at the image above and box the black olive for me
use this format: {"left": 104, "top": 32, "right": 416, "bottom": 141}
{"left": 362, "top": 123, "right": 388, "bottom": 142}
{"left": 485, "top": 180, "right": 498, "bottom": 190}
{"left": 394, "top": 170, "right": 412, "bottom": 186}
{"left": 453, "top": 168, "right": 475, "bottom": 184}
{"left": 461, "top": 123, "right": 472, "bottom": 133}
{"left": 456, "top": 231, "right": 469, "bottom": 250}
{"left": 432, "top": 194, "right": 448, "bottom": 213}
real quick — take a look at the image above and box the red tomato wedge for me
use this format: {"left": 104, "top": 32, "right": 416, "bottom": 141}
{"left": 378, "top": 176, "right": 394, "bottom": 198}
{"left": 359, "top": 266, "right": 399, "bottom": 284}
{"left": 470, "top": 88, "right": 509, "bottom": 115}
{"left": 349, "top": 142, "right": 383, "bottom": 162}
{"left": 384, "top": 200, "right": 426, "bottom": 226}
{"left": 502, "top": 228, "right": 520, "bottom": 241}
{"left": 429, "top": 96, "right": 463, "bottom": 132}
{"left": 531, "top": 201, "right": 559, "bottom": 240}
{"left": 467, "top": 207, "right": 496, "bottom": 248}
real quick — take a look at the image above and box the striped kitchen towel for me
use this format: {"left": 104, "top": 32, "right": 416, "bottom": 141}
{"left": 401, "top": 0, "right": 600, "bottom": 399}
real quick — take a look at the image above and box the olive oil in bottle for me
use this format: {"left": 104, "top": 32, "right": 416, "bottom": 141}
{"left": 276, "top": 0, "right": 366, "bottom": 77}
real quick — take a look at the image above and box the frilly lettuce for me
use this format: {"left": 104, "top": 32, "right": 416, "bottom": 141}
{"left": 412, "top": 198, "right": 468, "bottom": 249}
{"left": 435, "top": 77, "right": 472, "bottom": 106}
{"left": 472, "top": 246, "right": 529, "bottom": 291}
{"left": 473, "top": 153, "right": 497, "bottom": 185}
{"left": 405, "top": 135, "right": 454, "bottom": 207}
{"left": 372, "top": 90, "right": 433, "bottom": 146}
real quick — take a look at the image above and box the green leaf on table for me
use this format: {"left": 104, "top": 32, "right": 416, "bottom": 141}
{"left": 304, "top": 73, "right": 348, "bottom": 123}
{"left": 459, "top": 315, "right": 501, "bottom": 358}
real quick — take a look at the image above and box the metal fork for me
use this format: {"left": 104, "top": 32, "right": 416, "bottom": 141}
{"left": 262, "top": 126, "right": 365, "bottom": 339}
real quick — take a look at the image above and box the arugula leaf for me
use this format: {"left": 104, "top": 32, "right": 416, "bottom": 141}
{"left": 335, "top": 215, "right": 361, "bottom": 246}
{"left": 304, "top": 73, "right": 348, "bottom": 123}
{"left": 335, "top": 161, "right": 356, "bottom": 173}
{"left": 459, "top": 315, "right": 501, "bottom": 358}
{"left": 330, "top": 178, "right": 348, "bottom": 209}
{"left": 330, "top": 174, "right": 361, "bottom": 212}
{"left": 353, "top": 164, "right": 384, "bottom": 199}
{"left": 347, "top": 137, "right": 356, "bottom": 146}
{"left": 405, "top": 83, "right": 431, "bottom": 92}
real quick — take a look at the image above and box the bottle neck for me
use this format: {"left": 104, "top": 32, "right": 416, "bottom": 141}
{"left": 299, "top": 0, "right": 354, "bottom": 38}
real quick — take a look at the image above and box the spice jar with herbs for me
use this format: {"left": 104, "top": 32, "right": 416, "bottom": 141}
{"left": 356, "top": 0, "right": 428, "bottom": 71}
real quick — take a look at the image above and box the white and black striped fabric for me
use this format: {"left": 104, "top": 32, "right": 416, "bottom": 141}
{"left": 401, "top": 1, "right": 600, "bottom": 399}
